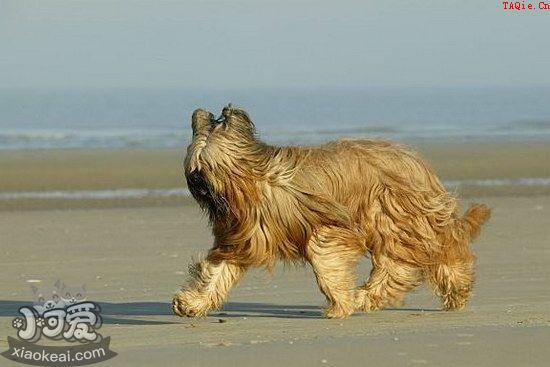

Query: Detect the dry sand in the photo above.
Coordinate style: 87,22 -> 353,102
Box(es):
0,196 -> 549,366
0,143 -> 549,366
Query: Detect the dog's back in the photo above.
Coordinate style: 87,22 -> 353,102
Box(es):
294,138 -> 490,256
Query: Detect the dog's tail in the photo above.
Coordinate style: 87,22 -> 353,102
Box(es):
460,203 -> 491,241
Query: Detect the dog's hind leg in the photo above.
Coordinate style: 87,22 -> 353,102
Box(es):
172,258 -> 244,317
426,259 -> 475,311
356,255 -> 423,312
425,204 -> 489,310
306,226 -> 366,319
425,238 -> 476,311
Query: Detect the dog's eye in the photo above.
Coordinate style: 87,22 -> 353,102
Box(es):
187,170 -> 210,197
188,170 -> 204,186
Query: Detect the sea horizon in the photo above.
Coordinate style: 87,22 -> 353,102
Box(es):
1,85 -> 550,150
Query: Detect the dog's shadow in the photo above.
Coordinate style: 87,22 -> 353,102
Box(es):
0,300 -> 323,324
218,302 -> 323,319
0,300 -> 440,324
100,301 -> 326,321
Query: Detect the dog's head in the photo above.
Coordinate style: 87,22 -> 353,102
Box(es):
184,104 -> 260,219
190,104 -> 255,145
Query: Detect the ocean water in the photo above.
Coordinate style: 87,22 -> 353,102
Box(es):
1,86 -> 550,150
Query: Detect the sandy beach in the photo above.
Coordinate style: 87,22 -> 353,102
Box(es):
1,142 -> 549,366
1,140 -> 550,210
3,0 -> 550,365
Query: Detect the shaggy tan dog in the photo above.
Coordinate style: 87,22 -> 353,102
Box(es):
172,104 -> 491,319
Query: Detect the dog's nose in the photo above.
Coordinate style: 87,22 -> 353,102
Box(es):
210,113 -> 224,124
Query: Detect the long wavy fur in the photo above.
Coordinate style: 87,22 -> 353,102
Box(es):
172,105 -> 491,318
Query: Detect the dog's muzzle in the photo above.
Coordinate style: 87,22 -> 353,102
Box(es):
187,169 -> 210,198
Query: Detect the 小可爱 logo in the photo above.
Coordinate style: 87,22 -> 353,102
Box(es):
2,280 -> 117,366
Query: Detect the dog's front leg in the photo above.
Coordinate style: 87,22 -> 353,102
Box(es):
172,257 -> 244,317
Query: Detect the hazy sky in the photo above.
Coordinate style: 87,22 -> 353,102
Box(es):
1,0 -> 549,89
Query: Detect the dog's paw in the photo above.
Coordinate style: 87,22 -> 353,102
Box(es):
442,296 -> 468,311
354,289 -> 385,312
324,301 -> 355,319
172,290 -> 212,317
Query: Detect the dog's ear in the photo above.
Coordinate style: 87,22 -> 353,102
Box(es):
221,104 -> 255,134
221,103 -> 234,119
191,108 -> 213,134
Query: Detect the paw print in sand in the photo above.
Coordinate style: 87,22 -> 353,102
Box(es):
12,317 -> 24,330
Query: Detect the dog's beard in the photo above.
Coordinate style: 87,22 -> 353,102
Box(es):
186,169 -> 228,220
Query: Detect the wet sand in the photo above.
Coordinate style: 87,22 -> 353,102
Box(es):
0,196 -> 549,366
0,140 -> 550,209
